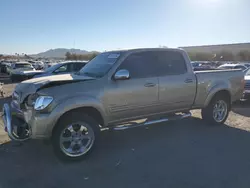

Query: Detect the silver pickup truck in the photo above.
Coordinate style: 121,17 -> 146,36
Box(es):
2,48 -> 244,161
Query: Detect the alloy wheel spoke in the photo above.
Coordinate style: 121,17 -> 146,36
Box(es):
66,142 -> 76,153
81,134 -> 91,140
60,123 -> 95,156
61,136 -> 72,142
79,145 -> 87,153
213,100 -> 227,122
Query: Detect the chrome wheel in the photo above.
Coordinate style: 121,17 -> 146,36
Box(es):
60,122 -> 95,157
213,100 -> 228,123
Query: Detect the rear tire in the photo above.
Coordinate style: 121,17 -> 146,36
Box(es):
201,95 -> 230,125
52,112 -> 100,161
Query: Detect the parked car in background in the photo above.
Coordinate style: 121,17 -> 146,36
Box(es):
0,62 -> 11,74
33,61 -> 45,70
218,64 -> 248,71
191,61 -> 201,68
242,68 -> 250,100
33,61 -> 87,78
2,48 -> 244,161
43,61 -> 50,69
28,61 -> 45,70
6,61 -> 18,74
193,66 -> 216,71
191,61 -> 215,71
9,62 -> 35,73
9,62 -> 37,82
242,63 -> 250,68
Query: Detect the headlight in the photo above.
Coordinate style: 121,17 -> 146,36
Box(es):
34,96 -> 53,110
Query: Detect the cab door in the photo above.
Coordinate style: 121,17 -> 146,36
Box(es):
104,52 -> 159,122
156,51 -> 196,112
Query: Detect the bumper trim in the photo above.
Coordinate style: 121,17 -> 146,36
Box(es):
2,103 -> 30,141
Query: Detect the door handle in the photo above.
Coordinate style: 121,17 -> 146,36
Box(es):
185,78 -> 193,83
144,83 -> 156,87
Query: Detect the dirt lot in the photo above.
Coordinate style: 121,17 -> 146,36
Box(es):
1,83 -> 250,188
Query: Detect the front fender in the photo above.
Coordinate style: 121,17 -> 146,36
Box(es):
45,95 -> 106,136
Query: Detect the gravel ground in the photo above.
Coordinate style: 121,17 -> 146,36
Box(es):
0,83 -> 250,188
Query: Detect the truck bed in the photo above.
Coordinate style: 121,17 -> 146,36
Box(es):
193,69 -> 244,108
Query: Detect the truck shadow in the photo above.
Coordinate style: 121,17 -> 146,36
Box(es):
232,100 -> 250,117
1,117 -> 250,187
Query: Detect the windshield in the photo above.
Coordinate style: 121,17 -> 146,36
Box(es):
79,52 -> 121,78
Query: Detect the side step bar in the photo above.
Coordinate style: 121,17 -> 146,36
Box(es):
113,112 -> 192,131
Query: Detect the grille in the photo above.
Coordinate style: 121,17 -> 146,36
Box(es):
245,82 -> 250,90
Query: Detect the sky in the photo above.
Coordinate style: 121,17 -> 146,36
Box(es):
0,0 -> 250,54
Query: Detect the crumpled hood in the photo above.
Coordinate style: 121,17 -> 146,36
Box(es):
15,74 -> 94,102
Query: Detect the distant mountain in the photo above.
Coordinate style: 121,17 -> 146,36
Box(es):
31,48 -> 92,58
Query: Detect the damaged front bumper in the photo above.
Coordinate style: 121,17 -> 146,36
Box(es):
2,103 -> 31,141
242,90 -> 250,100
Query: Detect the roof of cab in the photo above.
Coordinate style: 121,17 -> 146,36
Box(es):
61,60 -> 88,63
105,47 -> 185,54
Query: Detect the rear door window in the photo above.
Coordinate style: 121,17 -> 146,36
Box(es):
154,51 -> 187,76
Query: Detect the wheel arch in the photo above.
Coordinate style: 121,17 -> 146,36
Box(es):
204,89 -> 231,108
52,106 -> 105,138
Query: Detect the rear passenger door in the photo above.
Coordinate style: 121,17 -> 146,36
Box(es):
156,51 -> 196,112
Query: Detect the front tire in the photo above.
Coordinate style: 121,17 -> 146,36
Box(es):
201,95 -> 230,125
52,112 -> 100,161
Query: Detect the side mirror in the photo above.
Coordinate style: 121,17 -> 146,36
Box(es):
114,69 -> 130,80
